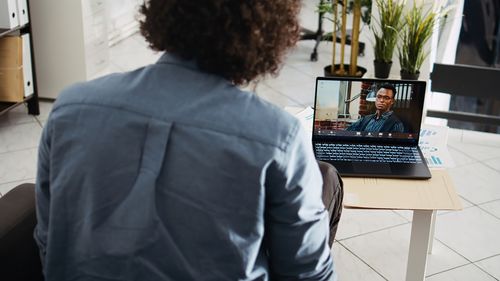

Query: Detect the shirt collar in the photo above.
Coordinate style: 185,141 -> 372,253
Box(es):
156,52 -> 235,86
375,110 -> 393,120
156,52 -> 198,70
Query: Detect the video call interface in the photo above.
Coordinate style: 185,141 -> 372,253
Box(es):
313,79 -> 424,141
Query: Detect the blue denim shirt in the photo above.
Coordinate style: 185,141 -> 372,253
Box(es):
35,53 -> 335,281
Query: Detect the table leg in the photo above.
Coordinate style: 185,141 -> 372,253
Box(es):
428,211 -> 437,254
405,210 -> 435,281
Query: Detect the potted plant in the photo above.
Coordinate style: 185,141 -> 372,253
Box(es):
371,0 -> 405,78
398,2 -> 437,80
318,0 -> 372,77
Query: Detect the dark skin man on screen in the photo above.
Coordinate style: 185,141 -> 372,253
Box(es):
346,84 -> 405,133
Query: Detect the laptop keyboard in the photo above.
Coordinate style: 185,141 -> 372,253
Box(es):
315,143 -> 423,164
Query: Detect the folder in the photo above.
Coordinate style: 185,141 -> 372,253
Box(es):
0,36 -> 21,68
21,34 -> 33,96
0,35 -> 31,102
0,0 -> 19,29
0,36 -> 23,102
16,0 -> 28,26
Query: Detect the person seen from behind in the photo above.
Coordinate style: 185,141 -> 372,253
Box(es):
34,0 -> 337,280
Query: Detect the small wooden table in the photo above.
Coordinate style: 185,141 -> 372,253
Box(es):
342,169 -> 462,281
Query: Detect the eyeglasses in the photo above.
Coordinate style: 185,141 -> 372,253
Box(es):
376,95 -> 392,101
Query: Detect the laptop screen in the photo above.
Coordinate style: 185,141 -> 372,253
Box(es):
313,77 -> 427,144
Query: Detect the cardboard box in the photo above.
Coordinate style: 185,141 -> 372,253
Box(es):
0,36 -> 22,67
0,36 -> 24,102
342,169 -> 463,210
0,67 -> 23,102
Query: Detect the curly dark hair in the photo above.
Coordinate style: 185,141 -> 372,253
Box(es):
139,0 -> 301,85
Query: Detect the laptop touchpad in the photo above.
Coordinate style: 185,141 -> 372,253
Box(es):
353,163 -> 392,174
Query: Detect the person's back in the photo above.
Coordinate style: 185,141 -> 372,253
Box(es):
34,1 -> 336,280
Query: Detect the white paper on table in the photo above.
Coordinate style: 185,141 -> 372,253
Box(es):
419,124 -> 455,168
285,106 -> 314,135
294,106 -> 314,134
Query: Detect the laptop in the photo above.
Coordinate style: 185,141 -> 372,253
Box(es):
312,77 -> 432,179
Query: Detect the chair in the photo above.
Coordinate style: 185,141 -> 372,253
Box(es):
0,183 -> 44,281
318,160 -> 344,246
299,0 -> 365,61
428,63 -> 500,128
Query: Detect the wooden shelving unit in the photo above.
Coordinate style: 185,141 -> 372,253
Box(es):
0,2 -> 39,117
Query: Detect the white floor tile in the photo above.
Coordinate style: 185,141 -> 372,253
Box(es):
435,207 -> 500,262
0,148 -> 38,184
448,142 -> 500,162
0,178 -> 35,198
336,208 -> 407,240
251,83 -> 302,108
392,210 -> 414,221
447,128 -> 464,144
263,75 -> 316,107
0,103 -> 37,127
341,224 -> 469,280
479,200 -> 500,219
0,123 -> 42,153
109,35 -> 161,71
34,101 -> 54,122
285,41 -> 334,77
484,157 -> 500,172
130,32 -> 150,47
332,243 -> 386,281
462,129 -> 500,148
448,146 -> 477,167
263,65 -> 314,93
448,162 -> 500,204
426,263 -> 496,281
299,0 -> 331,33
39,119 -> 47,128
475,255 -> 500,279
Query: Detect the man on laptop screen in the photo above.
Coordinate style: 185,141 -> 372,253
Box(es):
313,77 -> 432,179
345,84 -> 404,133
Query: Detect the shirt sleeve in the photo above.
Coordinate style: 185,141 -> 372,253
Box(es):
264,122 -> 335,280
34,118 -> 52,266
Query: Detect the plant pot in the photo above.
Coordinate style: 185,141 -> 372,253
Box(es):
400,70 -> 420,80
373,60 -> 392,79
324,65 -> 367,78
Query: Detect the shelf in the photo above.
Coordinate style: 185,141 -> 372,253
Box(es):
0,101 -> 24,116
0,18 -> 39,116
1,1 -> 40,117
0,94 -> 36,116
0,24 -> 29,38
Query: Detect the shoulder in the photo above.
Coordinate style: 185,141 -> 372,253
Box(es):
361,113 -> 375,121
388,112 -> 402,122
222,88 -> 302,151
362,113 -> 375,119
53,70 -> 141,109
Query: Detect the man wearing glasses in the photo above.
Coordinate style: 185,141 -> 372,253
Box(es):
346,84 -> 405,133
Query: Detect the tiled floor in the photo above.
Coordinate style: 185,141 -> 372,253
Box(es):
1,3 -> 500,280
